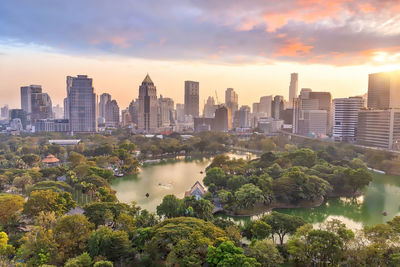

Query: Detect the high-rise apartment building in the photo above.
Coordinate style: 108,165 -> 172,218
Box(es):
52,104 -> 64,119
138,74 -> 158,132
121,108 -> 131,127
128,100 -> 138,125
158,95 -> 174,127
1,105 -> 9,119
225,88 -> 238,120
176,103 -> 185,123
333,97 -> 364,142
99,93 -> 111,120
203,96 -> 217,118
105,99 -> 120,127
259,95 -> 273,117
272,95 -> 284,119
66,75 -> 97,132
214,105 -> 231,132
368,71 -> 400,109
21,85 -> 52,122
289,73 -> 298,108
184,81 -> 199,117
357,109 -> 400,150
238,105 -> 251,128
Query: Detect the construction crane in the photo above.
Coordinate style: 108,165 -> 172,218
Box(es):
215,90 -> 220,105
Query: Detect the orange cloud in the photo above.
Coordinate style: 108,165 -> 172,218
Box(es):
358,3 -> 376,13
274,39 -> 313,57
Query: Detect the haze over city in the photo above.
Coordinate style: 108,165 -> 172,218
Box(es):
1,0 -> 400,108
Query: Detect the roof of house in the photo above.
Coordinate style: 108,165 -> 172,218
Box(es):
184,181 -> 206,197
49,139 -> 81,145
42,154 -> 60,163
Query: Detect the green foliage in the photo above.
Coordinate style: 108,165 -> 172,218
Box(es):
156,195 -> 184,219
207,241 -> 260,267
0,193 -> 24,226
263,211 -> 306,245
245,239 -> 283,267
234,184 -> 264,208
88,226 -> 131,262
251,220 -> 271,240
24,190 -> 76,217
93,261 -> 113,267
64,252 -> 92,267
204,167 -> 226,188
83,202 -> 130,227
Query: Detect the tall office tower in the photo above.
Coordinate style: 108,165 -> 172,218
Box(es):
184,81 -> 199,117
203,96 -> 217,118
214,105 -> 231,132
121,108 -> 131,127
158,95 -> 174,127
176,103 -> 185,123
357,109 -> 400,150
333,97 -> 364,142
225,88 -> 238,120
272,95 -> 284,119
128,99 -> 138,125
105,99 -> 120,127
138,74 -> 158,132
1,105 -> 9,119
9,109 -> 28,129
368,71 -> 400,109
289,73 -> 298,108
239,105 -> 251,128
297,110 -> 328,136
20,85 -> 41,114
31,92 -> 53,121
252,102 -> 260,114
309,91 -> 332,131
292,98 -> 301,134
99,93 -> 111,120
66,75 -> 97,132
63,98 -> 69,119
259,96 -> 273,117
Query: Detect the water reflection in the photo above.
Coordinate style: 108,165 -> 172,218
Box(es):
112,155 -> 400,230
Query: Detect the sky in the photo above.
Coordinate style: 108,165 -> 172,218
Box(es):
1,0 -> 400,109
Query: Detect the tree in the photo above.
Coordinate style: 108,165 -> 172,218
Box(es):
146,217 -> 226,265
68,152 -> 87,167
21,153 -> 41,167
24,190 -> 76,217
0,231 -> 14,259
244,240 -> 283,267
263,212 -> 305,245
0,193 -> 24,226
94,261 -> 113,267
156,195 -> 184,218
251,221 -> 271,240
64,252 -> 92,267
234,184 -> 264,208
346,168 -> 373,193
13,173 -> 33,193
88,226 -> 131,262
204,167 -> 226,188
207,241 -> 261,267
183,196 -> 214,221
54,215 -> 94,263
83,202 -> 130,227
288,148 -> 317,167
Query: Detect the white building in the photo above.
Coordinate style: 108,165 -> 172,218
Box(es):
333,97 -> 364,142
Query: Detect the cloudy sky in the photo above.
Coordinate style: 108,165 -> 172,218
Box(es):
1,0 -> 400,109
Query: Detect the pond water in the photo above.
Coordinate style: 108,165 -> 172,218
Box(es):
111,154 -> 400,229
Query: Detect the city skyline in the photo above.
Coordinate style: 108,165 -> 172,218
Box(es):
2,1 -> 400,108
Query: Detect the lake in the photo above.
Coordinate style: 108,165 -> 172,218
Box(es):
111,154 -> 400,229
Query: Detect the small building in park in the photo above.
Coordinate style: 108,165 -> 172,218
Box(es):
185,181 -> 206,200
42,154 -> 60,166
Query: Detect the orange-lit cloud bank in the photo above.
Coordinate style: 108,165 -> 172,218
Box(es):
0,0 -> 400,108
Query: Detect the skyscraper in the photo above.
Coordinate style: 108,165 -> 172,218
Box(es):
128,99 -> 138,125
357,109 -> 400,150
225,88 -> 238,121
214,105 -> 231,132
105,99 -> 120,127
66,75 -> 97,132
368,71 -> 400,109
259,95 -> 273,117
272,95 -> 284,119
289,73 -> 298,108
333,97 -> 364,142
184,81 -> 199,117
20,85 -> 41,114
99,93 -> 111,120
238,105 -> 251,128
1,105 -> 9,119
138,74 -> 158,132
158,95 -> 174,127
